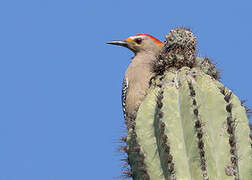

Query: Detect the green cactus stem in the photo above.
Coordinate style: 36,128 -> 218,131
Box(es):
125,67 -> 252,180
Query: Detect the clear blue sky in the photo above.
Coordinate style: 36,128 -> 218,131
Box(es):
0,0 -> 251,179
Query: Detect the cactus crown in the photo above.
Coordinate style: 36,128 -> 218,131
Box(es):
153,27 -> 219,80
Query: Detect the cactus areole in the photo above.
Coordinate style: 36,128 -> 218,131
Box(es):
120,27 -> 252,180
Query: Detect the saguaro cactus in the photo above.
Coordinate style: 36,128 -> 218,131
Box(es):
121,27 -> 252,180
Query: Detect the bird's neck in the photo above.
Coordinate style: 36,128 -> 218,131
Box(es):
131,51 -> 158,65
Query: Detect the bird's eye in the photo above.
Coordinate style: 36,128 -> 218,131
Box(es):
135,38 -> 142,44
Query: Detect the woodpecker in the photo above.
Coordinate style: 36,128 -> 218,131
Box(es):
107,34 -> 163,129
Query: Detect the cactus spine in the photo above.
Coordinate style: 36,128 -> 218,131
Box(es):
122,27 -> 252,180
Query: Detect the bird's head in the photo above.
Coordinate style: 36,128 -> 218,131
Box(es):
107,34 -> 163,54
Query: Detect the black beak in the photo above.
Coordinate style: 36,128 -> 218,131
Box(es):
106,40 -> 128,48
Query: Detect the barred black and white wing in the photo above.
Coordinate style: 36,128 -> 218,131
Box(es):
121,77 -> 128,121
